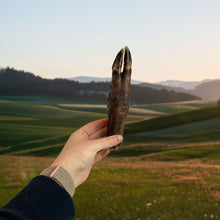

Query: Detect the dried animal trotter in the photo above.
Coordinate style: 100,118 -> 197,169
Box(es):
107,47 -> 132,148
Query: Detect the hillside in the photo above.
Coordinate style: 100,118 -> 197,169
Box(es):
69,76 -> 196,95
68,76 -> 143,85
194,80 -> 220,99
0,67 -> 200,104
0,98 -> 219,219
125,105 -> 220,134
157,79 -> 215,90
157,79 -> 220,99
139,82 -> 194,95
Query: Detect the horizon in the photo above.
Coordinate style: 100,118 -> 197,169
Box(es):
2,66 -> 220,84
1,1 -> 220,83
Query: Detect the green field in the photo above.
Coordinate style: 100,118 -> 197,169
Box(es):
0,96 -> 219,219
135,100 -> 217,114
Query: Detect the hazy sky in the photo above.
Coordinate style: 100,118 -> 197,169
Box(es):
1,0 -> 220,83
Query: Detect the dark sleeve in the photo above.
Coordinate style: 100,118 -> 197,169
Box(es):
0,175 -> 75,220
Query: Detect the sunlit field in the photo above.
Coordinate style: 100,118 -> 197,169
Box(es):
0,96 -> 219,219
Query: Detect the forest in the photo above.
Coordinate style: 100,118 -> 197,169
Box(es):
0,67 -> 200,104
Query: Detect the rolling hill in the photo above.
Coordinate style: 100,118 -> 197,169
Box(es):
125,105 -> 220,134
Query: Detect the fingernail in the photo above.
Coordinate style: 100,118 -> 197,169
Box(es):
116,135 -> 123,142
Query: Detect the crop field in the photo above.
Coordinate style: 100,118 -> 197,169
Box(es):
0,96 -> 219,219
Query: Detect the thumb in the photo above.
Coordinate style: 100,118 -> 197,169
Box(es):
91,135 -> 123,152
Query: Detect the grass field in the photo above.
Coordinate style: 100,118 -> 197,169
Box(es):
0,156 -> 219,219
125,105 -> 220,134
135,100 -> 217,114
0,96 -> 219,219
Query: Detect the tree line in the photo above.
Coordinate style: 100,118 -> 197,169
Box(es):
0,67 -> 200,104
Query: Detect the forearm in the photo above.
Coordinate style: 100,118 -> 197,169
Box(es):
0,175 -> 75,220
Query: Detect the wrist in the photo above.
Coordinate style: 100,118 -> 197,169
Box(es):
40,166 -> 75,197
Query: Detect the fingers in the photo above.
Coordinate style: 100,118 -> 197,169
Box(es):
91,135 -> 123,152
89,127 -> 107,140
80,118 -> 108,137
94,148 -> 110,163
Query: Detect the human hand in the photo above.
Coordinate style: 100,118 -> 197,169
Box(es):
51,118 -> 123,188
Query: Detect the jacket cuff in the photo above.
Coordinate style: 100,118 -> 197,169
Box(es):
40,166 -> 75,197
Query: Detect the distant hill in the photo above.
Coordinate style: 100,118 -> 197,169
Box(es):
0,67 -> 200,104
139,82 -> 194,95
157,79 -> 220,99
68,76 -> 143,85
69,76 -> 195,95
194,80 -> 220,99
158,79 -> 215,90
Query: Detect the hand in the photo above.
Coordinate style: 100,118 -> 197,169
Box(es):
51,118 -> 123,188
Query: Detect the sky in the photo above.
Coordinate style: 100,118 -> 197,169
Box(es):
1,0 -> 220,83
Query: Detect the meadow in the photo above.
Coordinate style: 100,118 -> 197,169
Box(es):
0,96 -> 219,219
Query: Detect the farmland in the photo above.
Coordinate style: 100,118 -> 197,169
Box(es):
0,96 -> 219,219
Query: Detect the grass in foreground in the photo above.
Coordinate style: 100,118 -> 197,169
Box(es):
0,97 -> 219,219
0,155 -> 219,220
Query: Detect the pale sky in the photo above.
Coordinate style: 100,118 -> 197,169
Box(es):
1,0 -> 220,83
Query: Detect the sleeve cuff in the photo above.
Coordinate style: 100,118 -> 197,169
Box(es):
40,166 -> 75,197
